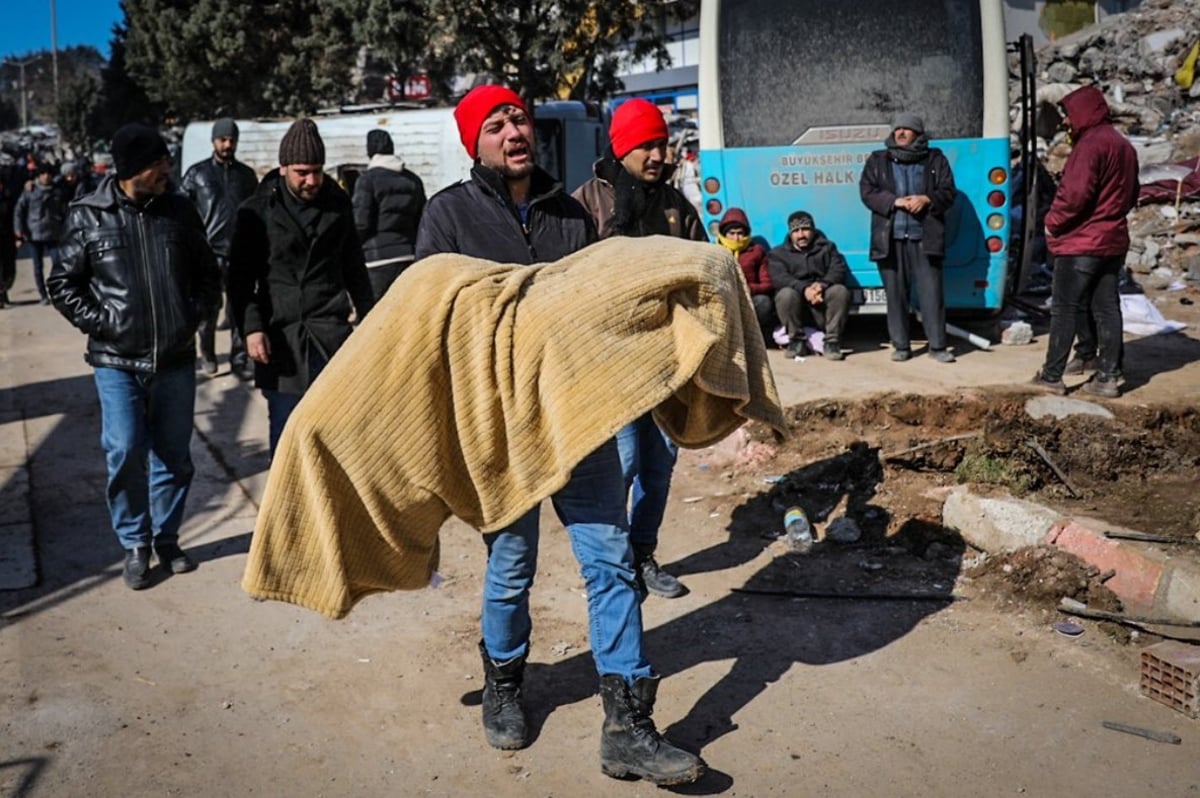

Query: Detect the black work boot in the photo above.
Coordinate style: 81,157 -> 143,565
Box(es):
634,546 -> 685,599
123,546 -> 152,590
479,640 -> 528,750
599,674 -> 705,785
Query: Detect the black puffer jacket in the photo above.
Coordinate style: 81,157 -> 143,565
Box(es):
180,155 -> 259,257
48,174 -> 221,373
415,165 -> 595,263
767,230 -> 850,294
859,147 -> 956,260
352,155 -> 426,262
228,170 -> 375,393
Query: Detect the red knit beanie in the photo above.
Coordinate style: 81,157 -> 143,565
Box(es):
609,99 -> 669,159
454,85 -> 528,159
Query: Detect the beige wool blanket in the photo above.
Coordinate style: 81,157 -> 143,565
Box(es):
242,236 -> 787,618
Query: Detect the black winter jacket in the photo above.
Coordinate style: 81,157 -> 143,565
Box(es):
48,174 -> 221,373
181,155 -> 259,257
767,230 -> 850,294
352,155 -> 426,263
415,165 -> 596,264
859,147 -> 956,261
228,170 -> 375,393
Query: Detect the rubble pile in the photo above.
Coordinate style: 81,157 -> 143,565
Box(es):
1016,0 -> 1200,288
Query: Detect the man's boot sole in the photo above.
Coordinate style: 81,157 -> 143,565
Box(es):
484,731 -> 528,750
601,759 -> 705,785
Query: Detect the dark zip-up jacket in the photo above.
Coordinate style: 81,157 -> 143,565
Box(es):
228,170 -> 375,393
767,230 -> 850,294
13,182 -> 65,243
859,146 -> 956,260
415,165 -> 596,264
352,154 -> 426,263
48,174 -> 221,373
181,155 -> 259,258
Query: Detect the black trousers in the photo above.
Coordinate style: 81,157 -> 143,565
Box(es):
877,239 -> 946,351
774,284 -> 850,344
1041,254 -> 1123,382
198,256 -> 245,366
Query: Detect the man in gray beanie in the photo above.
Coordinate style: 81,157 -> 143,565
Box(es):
182,116 -> 259,379
352,128 -> 426,299
228,118 -> 375,457
859,113 -> 958,363
47,121 -> 221,589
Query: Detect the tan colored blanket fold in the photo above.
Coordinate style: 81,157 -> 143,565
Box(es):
241,236 -> 787,618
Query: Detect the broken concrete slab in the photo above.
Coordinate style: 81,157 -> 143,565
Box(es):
943,486 -> 1062,553
1024,395 -> 1116,421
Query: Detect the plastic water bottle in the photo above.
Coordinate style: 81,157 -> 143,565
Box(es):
783,506 -> 813,554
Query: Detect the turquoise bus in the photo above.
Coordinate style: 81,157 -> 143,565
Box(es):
698,0 -> 1013,313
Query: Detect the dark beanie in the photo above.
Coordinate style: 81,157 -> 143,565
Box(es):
278,118 -> 325,166
212,117 -> 239,140
111,123 -> 170,180
367,129 -> 394,157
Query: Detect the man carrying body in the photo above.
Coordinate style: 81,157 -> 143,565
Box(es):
182,117 -> 260,379
1031,86 -> 1138,398
48,123 -> 221,589
352,128 -> 426,299
767,210 -> 851,361
573,98 -> 706,600
228,118 -> 375,457
415,85 -> 704,786
859,113 -> 958,363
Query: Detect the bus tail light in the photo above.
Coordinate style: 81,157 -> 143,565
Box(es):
988,167 -> 1007,185
986,236 -> 1004,253
987,190 -> 1005,207
706,199 -> 723,216
703,177 -> 721,194
986,214 -> 1005,231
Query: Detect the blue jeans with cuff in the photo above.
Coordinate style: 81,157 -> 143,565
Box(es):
616,413 -> 679,551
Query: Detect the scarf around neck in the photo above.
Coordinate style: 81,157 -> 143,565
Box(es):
886,133 -> 931,164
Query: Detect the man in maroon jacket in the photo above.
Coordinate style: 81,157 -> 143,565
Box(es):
1032,85 -> 1139,397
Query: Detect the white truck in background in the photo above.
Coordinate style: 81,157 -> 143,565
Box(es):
179,101 -> 606,197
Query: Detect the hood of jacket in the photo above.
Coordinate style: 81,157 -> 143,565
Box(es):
1061,85 -> 1111,137
368,153 -> 407,172
718,207 -> 751,235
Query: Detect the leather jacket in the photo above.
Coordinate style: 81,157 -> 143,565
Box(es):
48,175 -> 221,373
181,155 -> 259,257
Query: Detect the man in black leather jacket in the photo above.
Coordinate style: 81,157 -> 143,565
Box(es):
181,117 -> 259,379
48,123 -> 221,591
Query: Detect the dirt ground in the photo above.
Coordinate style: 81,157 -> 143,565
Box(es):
3,270 -> 1200,796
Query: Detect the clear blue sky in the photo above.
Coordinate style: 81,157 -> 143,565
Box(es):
1,0 -> 124,62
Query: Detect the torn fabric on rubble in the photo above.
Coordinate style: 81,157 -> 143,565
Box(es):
242,236 -> 788,619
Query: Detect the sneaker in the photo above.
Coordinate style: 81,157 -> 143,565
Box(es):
824,341 -> 845,361
635,552 -> 686,599
201,357 -> 218,376
891,348 -> 911,362
39,296 -> 51,306
1082,375 -> 1120,398
1029,370 -> 1067,396
930,348 -> 956,363
1064,356 -> 1099,375
155,543 -> 197,574
123,546 -> 152,590
785,339 -> 808,359
232,359 -> 255,381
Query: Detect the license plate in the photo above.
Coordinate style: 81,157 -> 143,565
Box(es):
856,288 -> 887,305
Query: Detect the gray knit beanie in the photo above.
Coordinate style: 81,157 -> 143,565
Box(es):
212,117 -> 239,140
278,118 -> 325,166
892,113 -> 925,134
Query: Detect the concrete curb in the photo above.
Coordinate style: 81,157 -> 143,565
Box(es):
944,485 -> 1200,621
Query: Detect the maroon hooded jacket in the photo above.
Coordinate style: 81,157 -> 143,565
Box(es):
1045,86 -> 1139,257
717,207 -> 772,295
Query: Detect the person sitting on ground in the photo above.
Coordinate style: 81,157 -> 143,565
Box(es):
767,210 -> 851,361
717,207 -> 775,346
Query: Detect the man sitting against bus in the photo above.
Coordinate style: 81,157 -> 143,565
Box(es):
859,113 -> 957,363
767,211 -> 850,361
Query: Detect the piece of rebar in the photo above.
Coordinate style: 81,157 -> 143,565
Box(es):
1025,439 -> 1081,498
1104,530 -> 1200,545
1101,720 -> 1182,745
1058,598 -> 1200,629
883,431 -> 983,462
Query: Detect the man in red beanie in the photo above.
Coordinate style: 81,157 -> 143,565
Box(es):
415,85 -> 705,787
573,97 -> 706,603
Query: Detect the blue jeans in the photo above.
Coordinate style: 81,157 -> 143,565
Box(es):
482,438 -> 651,680
616,413 -> 679,551
1041,255 -> 1123,381
263,346 -> 328,457
93,364 -> 197,550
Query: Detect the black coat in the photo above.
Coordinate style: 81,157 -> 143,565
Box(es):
352,155 -> 426,262
228,171 -> 375,393
181,155 -> 259,258
48,174 -> 221,373
767,230 -> 850,294
415,165 -> 596,264
859,147 -> 956,261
